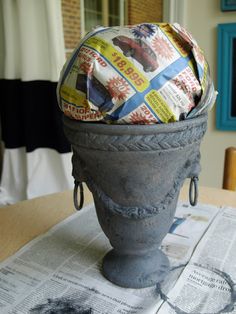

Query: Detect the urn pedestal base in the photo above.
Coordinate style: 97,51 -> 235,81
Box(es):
102,249 -> 170,288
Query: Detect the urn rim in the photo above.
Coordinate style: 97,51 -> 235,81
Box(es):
63,114 -> 208,135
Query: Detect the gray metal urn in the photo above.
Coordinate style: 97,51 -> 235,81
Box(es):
63,114 -> 208,288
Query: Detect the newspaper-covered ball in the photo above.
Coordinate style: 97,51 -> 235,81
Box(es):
57,23 -> 216,124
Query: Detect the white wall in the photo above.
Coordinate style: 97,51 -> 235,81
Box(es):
167,0 -> 236,188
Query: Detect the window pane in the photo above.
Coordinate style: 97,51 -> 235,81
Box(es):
85,0 -> 102,12
109,0 -> 120,26
83,0 -> 125,34
84,0 -> 103,32
231,38 -> 236,117
109,0 -> 120,15
109,16 -> 120,26
85,11 -> 102,32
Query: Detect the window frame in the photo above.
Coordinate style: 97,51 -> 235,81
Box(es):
217,23 -> 236,131
80,0 -> 126,37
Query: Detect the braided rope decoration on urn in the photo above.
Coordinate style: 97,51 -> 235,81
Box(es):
63,115 -> 207,152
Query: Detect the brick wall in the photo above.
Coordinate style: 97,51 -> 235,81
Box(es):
61,0 -> 81,52
61,0 -> 163,53
128,0 -> 162,25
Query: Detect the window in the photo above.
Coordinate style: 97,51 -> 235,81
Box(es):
217,23 -> 236,130
81,0 -> 127,36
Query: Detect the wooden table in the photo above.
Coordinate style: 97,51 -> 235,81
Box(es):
1,185 -> 236,263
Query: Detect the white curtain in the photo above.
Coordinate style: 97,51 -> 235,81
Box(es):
0,0 -> 73,205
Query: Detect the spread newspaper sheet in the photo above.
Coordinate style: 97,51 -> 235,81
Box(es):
158,206 -> 236,314
1,202 -> 234,314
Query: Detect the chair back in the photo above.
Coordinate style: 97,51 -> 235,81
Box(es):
223,147 -> 236,191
